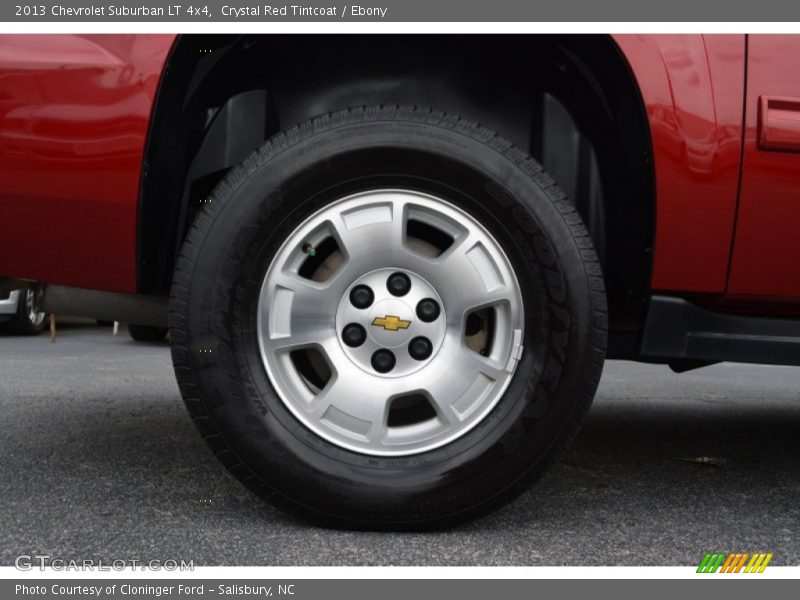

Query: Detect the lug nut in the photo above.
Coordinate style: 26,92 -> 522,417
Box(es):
386,272 -> 411,297
349,285 -> 374,309
371,349 -> 396,373
408,337 -> 433,361
342,323 -> 367,347
416,298 -> 440,322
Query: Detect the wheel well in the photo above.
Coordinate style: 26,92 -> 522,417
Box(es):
139,34 -> 654,328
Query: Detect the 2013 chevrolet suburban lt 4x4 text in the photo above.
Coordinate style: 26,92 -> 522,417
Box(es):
1,34 -> 799,527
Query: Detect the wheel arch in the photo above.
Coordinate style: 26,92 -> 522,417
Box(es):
138,34 -> 655,335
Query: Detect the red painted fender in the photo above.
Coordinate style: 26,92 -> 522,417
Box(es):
0,34 -> 176,293
613,34 -> 745,295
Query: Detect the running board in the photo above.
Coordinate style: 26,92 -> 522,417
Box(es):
640,295 -> 800,367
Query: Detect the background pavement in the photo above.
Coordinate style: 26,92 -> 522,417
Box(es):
1,321 -> 798,566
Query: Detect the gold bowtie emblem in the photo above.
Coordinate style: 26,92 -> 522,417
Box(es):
371,315 -> 411,332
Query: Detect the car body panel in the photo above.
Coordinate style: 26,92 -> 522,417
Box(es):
727,34 -> 800,301
613,34 -> 746,296
0,289 -> 20,315
0,34 -> 175,293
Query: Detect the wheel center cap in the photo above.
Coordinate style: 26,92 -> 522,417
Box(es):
368,299 -> 414,347
335,267 -> 447,377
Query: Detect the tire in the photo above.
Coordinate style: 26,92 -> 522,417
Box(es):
3,289 -> 47,335
170,106 -> 607,528
128,324 -> 168,342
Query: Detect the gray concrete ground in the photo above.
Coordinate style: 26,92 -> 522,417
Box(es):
1,321 -> 798,565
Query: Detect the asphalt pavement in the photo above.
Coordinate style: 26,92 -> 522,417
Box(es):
1,321 -> 799,566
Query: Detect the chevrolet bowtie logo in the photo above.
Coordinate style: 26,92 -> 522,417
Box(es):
371,315 -> 411,332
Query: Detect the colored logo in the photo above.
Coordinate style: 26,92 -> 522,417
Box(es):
697,552 -> 773,573
371,315 -> 411,332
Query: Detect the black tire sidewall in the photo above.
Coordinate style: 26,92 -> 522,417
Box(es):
179,114 -> 603,524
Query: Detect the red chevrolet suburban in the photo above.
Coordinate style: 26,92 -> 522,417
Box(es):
1,34 -> 798,527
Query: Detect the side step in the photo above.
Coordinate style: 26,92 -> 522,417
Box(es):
640,295 -> 800,367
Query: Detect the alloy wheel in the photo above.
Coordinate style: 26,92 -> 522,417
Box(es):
257,190 -> 525,456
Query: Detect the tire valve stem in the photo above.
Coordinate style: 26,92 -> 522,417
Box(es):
302,242 -> 317,257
